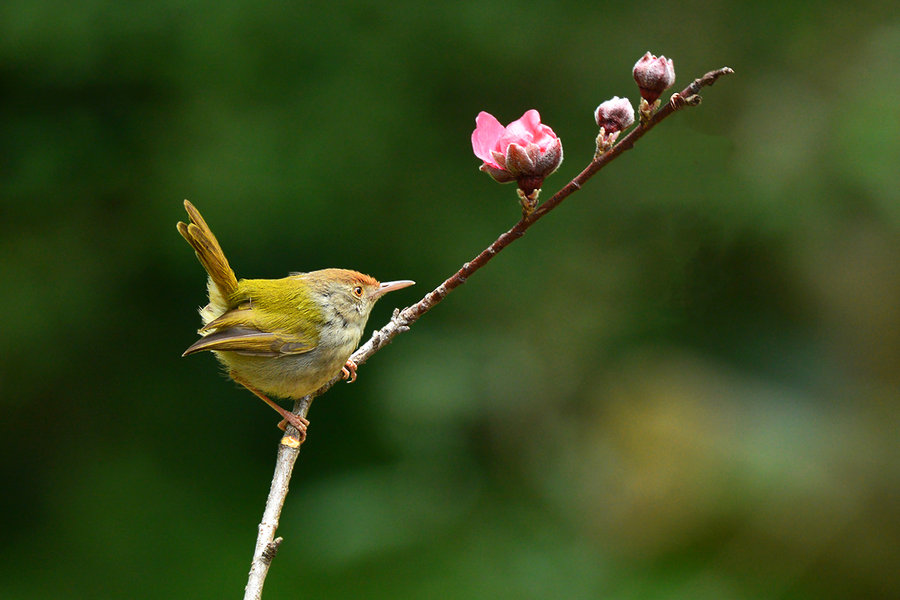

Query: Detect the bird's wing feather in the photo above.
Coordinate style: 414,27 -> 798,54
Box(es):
183,305 -> 317,357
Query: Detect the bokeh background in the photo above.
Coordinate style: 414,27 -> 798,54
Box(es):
2,1 -> 898,598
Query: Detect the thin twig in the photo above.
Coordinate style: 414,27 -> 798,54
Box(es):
242,66 -> 734,599
242,401 -> 308,600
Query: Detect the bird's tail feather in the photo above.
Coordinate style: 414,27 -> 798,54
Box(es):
177,200 -> 238,303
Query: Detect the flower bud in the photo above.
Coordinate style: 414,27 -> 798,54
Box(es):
594,96 -> 634,134
593,96 -> 635,154
632,51 -> 676,103
471,110 -> 563,195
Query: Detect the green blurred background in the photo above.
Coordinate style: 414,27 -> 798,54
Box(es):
2,1 -> 898,598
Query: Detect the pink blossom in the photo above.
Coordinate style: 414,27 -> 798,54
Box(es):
471,110 -> 563,192
633,52 -> 676,103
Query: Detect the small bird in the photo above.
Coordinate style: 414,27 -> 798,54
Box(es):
177,200 -> 414,437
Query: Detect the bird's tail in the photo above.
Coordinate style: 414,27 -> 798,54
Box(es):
177,200 -> 238,310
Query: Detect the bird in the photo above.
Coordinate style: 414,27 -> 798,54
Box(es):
177,200 -> 414,438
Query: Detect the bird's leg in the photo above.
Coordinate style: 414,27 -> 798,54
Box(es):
341,359 -> 358,383
230,371 -> 309,440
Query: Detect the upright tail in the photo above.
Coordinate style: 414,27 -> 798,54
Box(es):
177,200 -> 239,306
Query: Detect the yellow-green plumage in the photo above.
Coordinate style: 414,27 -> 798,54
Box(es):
177,200 -> 414,418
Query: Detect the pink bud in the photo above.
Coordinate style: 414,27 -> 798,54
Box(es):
632,51 -> 676,103
594,96 -> 635,133
472,110 -> 563,193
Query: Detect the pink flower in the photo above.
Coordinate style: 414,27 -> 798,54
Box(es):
633,52 -> 676,103
471,110 -> 563,193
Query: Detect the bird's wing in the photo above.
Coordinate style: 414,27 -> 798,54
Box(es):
182,305 -> 317,358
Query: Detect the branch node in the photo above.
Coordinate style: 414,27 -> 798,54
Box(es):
390,310 -> 410,331
262,538 -> 283,564
279,434 -> 302,449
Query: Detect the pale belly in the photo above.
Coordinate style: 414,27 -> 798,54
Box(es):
214,343 -> 354,399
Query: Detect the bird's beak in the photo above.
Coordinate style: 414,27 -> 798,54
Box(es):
373,279 -> 415,300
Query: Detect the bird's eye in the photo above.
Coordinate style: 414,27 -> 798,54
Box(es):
352,286 -> 364,297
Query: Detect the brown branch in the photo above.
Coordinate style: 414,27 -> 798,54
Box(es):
242,65 -> 734,599
346,66 -> 734,369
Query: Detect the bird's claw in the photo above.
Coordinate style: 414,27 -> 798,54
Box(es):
341,359 -> 358,383
277,413 -> 310,443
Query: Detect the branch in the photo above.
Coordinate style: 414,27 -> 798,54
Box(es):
242,65 -> 734,599
243,399 -> 308,600
346,67 -> 734,369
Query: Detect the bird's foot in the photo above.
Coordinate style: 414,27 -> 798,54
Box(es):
230,370 -> 310,442
341,359 -> 358,383
277,413 -> 310,441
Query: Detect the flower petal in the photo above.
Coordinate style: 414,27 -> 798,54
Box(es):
471,111 -> 507,165
533,123 -> 559,150
504,109 -> 542,144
